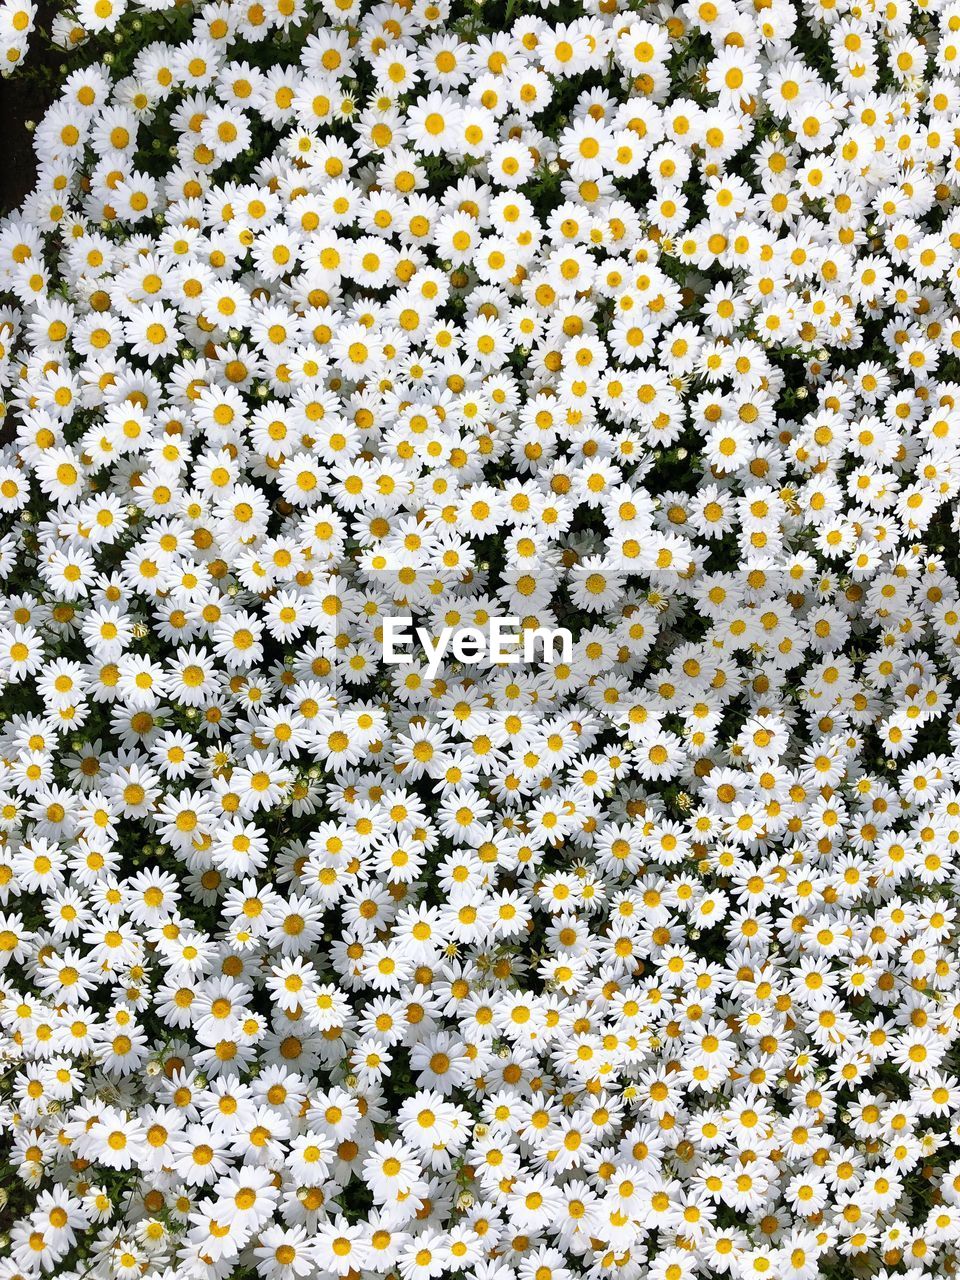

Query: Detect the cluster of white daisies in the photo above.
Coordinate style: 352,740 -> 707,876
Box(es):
2,0 -> 960,1279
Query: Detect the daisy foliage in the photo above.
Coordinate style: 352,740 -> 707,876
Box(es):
2,1 -> 960,1279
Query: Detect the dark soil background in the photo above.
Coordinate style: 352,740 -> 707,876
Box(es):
0,2 -> 60,214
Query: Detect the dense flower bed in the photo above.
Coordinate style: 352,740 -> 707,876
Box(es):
2,1 -> 960,1279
